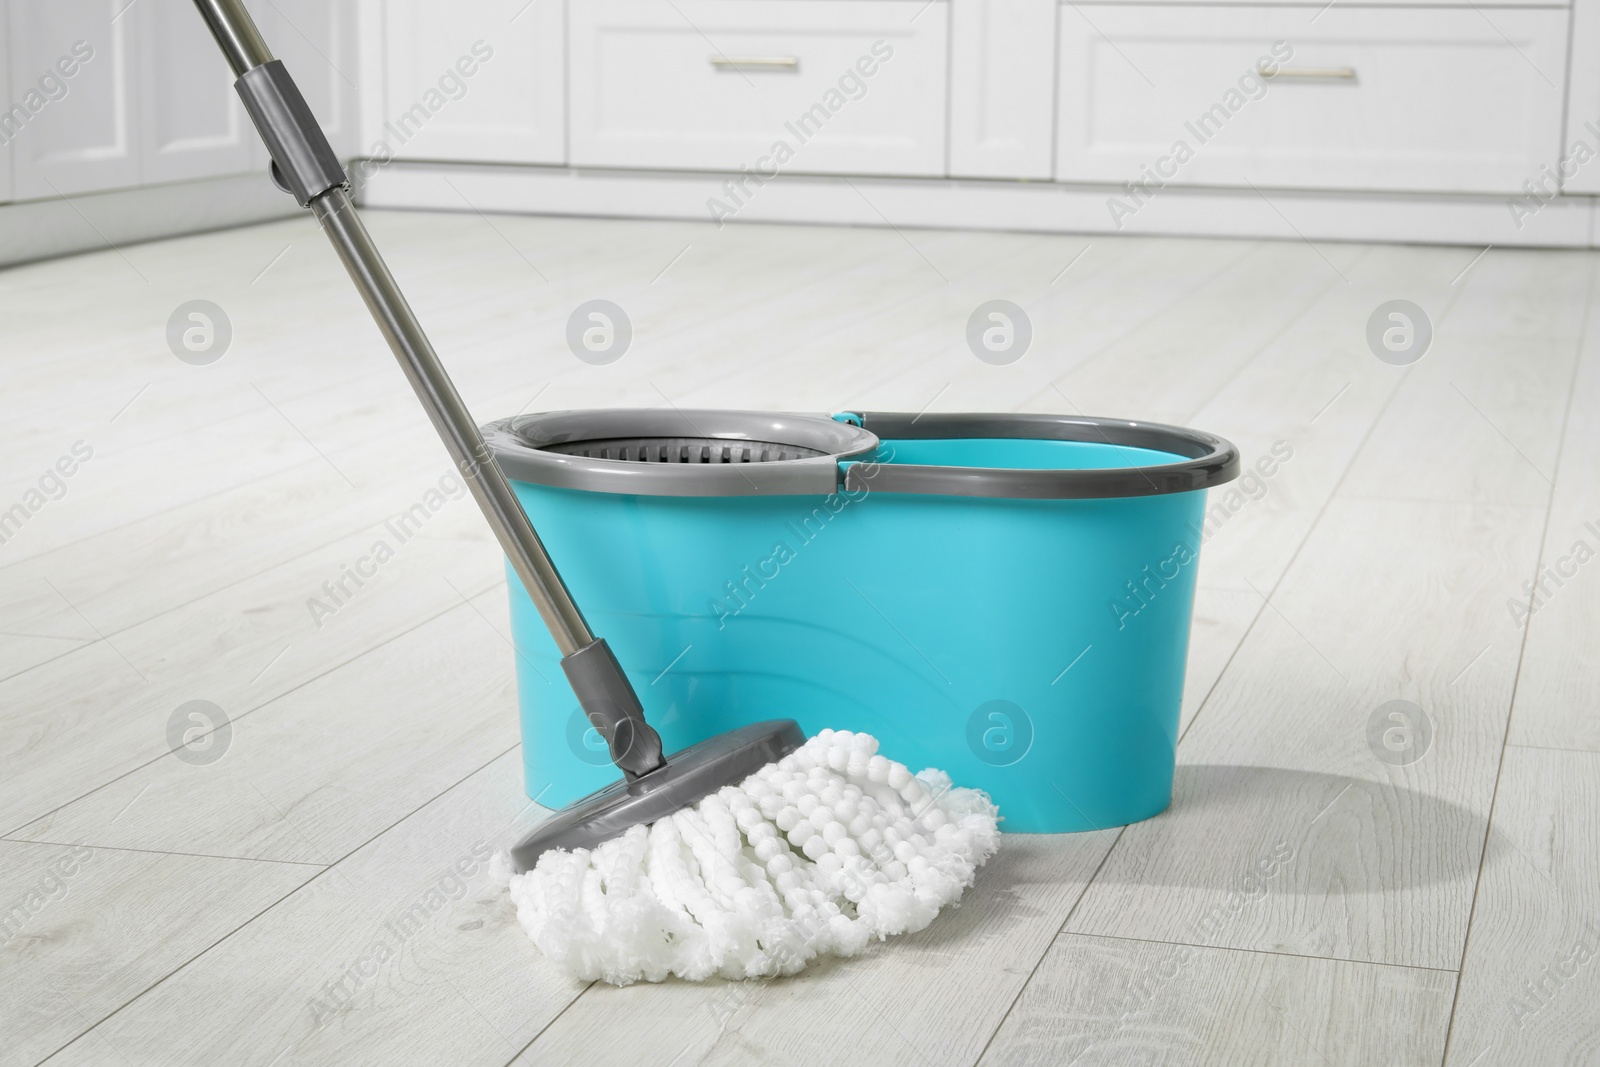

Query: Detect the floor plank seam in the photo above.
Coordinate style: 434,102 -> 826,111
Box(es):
1022,244 -> 1267,413
1503,741 -> 1600,757
29,864 -> 321,1067
1171,259 -> 1480,753
1178,248 -> 1376,425
0,575 -> 504,840
0,335 -> 543,595
1062,929 -> 1464,975
635,224 -> 1048,413
968,826 -> 1128,1067
1172,381 -> 1402,754
1437,256 -> 1598,1067
1325,494 -> 1555,509
5,364 -> 371,497
0,456 -> 323,581
0,836 -> 331,868
498,980 -> 601,1067
29,740 -> 524,1067
0,508 -> 477,690
316,741 -> 524,873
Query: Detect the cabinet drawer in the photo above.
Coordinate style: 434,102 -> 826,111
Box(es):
1057,6 -> 1568,195
570,0 -> 947,176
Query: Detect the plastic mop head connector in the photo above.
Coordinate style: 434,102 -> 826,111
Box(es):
503,729 -> 1001,985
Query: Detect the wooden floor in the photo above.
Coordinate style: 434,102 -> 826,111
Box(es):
2,209 -> 1597,1067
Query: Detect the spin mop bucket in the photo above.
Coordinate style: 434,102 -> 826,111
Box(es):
485,410 -> 1239,832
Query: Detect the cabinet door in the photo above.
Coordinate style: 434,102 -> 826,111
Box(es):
570,0 -> 947,176
948,0 -> 1056,180
1056,6 -> 1568,196
8,0 -> 140,200
138,2 -> 255,185
379,0 -> 565,164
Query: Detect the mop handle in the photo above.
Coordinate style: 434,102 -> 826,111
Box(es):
191,0 -> 666,778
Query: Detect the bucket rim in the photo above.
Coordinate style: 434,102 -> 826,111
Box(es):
848,411 -> 1240,500
481,409 -> 1239,500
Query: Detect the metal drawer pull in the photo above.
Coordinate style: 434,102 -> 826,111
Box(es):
1260,65 -> 1357,81
710,56 -> 800,72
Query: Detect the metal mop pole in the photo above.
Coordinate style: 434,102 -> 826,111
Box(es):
190,0 -> 665,778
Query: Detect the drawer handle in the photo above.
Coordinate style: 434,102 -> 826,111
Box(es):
710,56 -> 800,72
1260,65 -> 1357,81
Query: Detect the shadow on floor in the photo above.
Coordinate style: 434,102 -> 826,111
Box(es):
1080,762 -> 1488,894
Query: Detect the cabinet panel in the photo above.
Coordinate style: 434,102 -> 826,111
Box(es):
138,3 -> 255,185
8,0 -> 139,200
0,0 -> 12,202
570,0 -> 947,177
379,0 -> 565,165
948,0 -> 1056,180
1565,0 -> 1600,194
1056,6 -> 1568,196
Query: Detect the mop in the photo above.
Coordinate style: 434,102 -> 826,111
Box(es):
193,0 -> 1000,987
504,730 -> 999,984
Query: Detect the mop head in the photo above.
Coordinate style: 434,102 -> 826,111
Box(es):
502,729 -> 1000,985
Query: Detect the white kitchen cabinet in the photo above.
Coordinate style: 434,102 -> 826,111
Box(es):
8,0 -> 141,200
1566,0 -> 1600,194
569,0 -> 947,177
948,0 -> 1056,180
1056,6 -> 1569,196
4,1 -> 353,203
137,3 -> 256,186
377,0 -> 565,164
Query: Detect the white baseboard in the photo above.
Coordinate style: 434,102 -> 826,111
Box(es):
358,161 -> 1597,248
0,172 -> 298,270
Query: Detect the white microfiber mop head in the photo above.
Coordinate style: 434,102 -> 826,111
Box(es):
503,729 -> 1000,985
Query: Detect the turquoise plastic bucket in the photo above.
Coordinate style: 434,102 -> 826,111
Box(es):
485,410 -> 1238,832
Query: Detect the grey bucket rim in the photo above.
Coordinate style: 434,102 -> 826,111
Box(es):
482,408 -> 1239,500
847,411 -> 1240,500
481,409 -> 880,498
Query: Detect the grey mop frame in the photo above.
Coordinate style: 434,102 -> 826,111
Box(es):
189,0 -> 803,870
